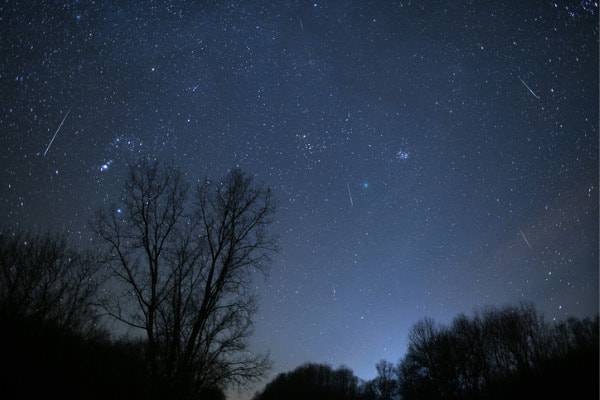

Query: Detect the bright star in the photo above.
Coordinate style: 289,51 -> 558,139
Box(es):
100,159 -> 113,172
396,150 -> 410,160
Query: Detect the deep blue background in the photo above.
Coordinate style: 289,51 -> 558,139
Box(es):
1,1 -> 597,396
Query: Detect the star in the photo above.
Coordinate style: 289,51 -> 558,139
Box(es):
396,150 -> 410,160
99,160 -> 113,172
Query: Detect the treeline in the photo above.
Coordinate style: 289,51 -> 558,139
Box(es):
1,232 -> 598,400
0,160 -> 597,399
253,305 -> 598,400
0,231 -> 226,400
1,160 -> 275,399
0,231 -> 150,399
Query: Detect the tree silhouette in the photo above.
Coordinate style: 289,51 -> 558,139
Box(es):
0,231 -> 141,400
255,305 -> 598,400
1,182 -> 597,400
0,231 -> 100,332
252,363 -> 362,400
373,360 -> 398,400
94,159 -> 275,397
398,304 -> 599,400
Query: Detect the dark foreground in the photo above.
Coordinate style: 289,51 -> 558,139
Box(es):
1,304 -> 597,400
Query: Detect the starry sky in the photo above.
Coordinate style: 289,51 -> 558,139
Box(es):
1,0 -> 598,395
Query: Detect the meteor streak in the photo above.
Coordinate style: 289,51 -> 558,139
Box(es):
347,183 -> 354,207
518,77 -> 540,99
43,109 -> 71,157
519,229 -> 533,249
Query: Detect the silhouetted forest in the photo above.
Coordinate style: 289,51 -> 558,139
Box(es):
0,161 -> 597,399
1,161 -> 271,400
1,229 -> 598,399
253,304 -> 598,400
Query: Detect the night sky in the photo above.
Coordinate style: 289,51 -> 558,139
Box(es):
1,0 -> 598,395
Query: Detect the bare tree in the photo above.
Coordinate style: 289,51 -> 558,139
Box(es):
0,231 -> 100,333
373,360 -> 398,400
94,159 -> 275,396
397,304 -> 600,400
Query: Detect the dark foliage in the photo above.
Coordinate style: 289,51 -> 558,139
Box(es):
0,306 -> 228,400
1,308 -> 147,399
398,304 -> 598,400
0,231 -> 151,399
0,227 -> 596,400
0,231 -> 100,332
255,305 -> 598,400
252,363 -> 362,400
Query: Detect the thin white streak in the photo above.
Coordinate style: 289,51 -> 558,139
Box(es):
346,183 -> 354,207
518,77 -> 540,100
43,109 -> 71,157
519,229 -> 533,249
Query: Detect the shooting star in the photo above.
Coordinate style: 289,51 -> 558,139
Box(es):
346,183 -> 354,207
43,109 -> 71,157
519,229 -> 533,249
298,17 -> 304,32
518,77 -> 540,100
